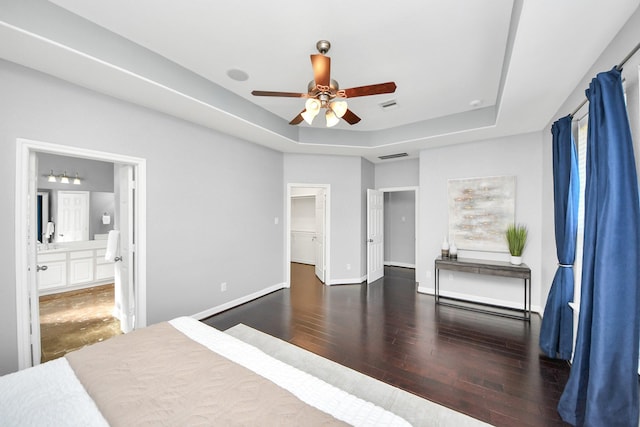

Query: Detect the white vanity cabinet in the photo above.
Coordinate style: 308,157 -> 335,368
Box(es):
37,252 -> 67,291
37,241 -> 115,295
69,250 -> 95,285
95,249 -> 115,280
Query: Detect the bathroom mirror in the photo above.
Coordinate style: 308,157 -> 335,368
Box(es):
36,190 -> 50,243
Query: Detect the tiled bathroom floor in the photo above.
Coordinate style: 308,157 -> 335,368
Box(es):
39,284 -> 123,362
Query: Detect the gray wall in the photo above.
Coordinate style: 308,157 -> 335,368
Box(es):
37,153 -> 114,192
0,60 -> 284,374
374,158 -> 419,188
419,132 -> 544,311
284,154 -> 365,283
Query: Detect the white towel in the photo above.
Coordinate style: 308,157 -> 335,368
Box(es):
105,230 -> 120,262
44,222 -> 54,238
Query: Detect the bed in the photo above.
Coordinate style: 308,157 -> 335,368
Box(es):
0,317 -> 414,426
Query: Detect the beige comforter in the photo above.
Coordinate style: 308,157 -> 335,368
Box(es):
66,322 -> 346,426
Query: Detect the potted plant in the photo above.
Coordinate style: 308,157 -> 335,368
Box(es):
506,223 -> 527,265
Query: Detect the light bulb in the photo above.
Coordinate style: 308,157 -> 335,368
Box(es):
305,98 -> 321,113
326,109 -> 339,127
330,101 -> 348,118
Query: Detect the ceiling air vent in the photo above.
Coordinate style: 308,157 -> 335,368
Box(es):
379,99 -> 398,110
378,153 -> 408,160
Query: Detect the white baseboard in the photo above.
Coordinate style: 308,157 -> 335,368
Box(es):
417,286 -> 540,314
328,275 -> 366,285
192,282 -> 287,320
384,262 -> 416,269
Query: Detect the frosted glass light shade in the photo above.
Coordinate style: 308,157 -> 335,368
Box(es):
301,108 -> 319,125
325,110 -> 339,127
330,101 -> 348,118
47,170 -> 56,183
60,172 -> 69,184
73,173 -> 81,185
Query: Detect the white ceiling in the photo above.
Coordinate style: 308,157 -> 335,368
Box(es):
1,0 -> 639,162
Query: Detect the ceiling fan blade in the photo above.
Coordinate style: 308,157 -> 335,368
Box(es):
289,110 -> 305,125
341,109 -> 361,125
251,90 -> 307,98
342,82 -> 397,98
310,54 -> 331,87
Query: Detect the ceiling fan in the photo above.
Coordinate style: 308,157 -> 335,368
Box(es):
251,40 -> 397,127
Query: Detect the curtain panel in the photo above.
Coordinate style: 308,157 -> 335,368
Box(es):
540,115 -> 579,361
558,67 -> 640,427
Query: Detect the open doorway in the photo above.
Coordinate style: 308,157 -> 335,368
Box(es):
366,186 -> 418,284
286,184 -> 330,287
15,138 -> 147,369
36,152 -> 120,362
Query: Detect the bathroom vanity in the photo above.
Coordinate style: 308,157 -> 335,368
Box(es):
37,239 -> 115,295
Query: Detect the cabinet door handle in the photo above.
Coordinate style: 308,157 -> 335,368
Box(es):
37,265 -> 48,272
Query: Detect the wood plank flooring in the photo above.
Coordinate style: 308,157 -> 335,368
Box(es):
202,263 -> 570,426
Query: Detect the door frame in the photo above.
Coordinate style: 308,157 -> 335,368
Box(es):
15,138 -> 147,370
286,183 -> 331,287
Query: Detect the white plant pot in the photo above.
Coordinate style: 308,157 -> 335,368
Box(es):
510,255 -> 522,265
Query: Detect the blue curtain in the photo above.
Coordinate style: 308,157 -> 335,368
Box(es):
558,67 -> 640,426
540,115 -> 579,360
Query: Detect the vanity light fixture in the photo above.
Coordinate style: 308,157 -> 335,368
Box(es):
44,170 -> 82,184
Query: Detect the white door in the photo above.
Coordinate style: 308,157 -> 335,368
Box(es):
56,191 -> 89,242
314,189 -> 326,283
114,165 -> 136,333
28,152 -> 42,365
367,189 -> 384,284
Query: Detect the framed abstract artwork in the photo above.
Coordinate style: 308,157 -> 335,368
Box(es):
447,175 -> 516,252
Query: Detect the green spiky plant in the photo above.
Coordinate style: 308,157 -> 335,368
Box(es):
505,223 -> 528,257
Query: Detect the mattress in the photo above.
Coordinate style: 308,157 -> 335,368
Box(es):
0,317 -> 411,426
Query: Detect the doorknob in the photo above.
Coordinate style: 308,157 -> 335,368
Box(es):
368,239 -> 374,243
37,265 -> 48,272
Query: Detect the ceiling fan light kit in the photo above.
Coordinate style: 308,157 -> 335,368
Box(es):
252,40 -> 396,128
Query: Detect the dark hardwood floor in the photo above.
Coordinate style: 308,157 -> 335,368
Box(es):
203,263 -> 570,426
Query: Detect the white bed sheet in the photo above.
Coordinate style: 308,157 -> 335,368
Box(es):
0,357 -> 108,427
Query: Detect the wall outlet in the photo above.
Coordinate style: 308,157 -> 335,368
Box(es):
221,282 -> 227,292
346,263 -> 351,271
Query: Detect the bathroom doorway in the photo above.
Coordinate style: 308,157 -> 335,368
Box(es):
15,138 -> 147,369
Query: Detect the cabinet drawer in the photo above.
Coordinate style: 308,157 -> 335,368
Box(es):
37,252 -> 66,263
70,250 -> 94,259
